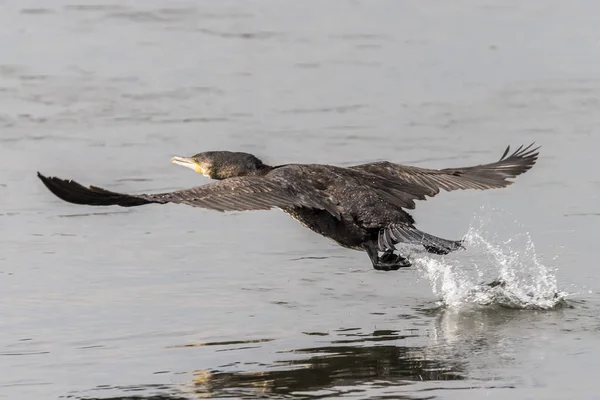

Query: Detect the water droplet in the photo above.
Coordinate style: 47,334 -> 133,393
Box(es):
414,211 -> 565,310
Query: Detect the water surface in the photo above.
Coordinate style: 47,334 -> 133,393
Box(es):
2,1 -> 600,399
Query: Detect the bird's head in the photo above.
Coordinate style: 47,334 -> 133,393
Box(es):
170,151 -> 268,180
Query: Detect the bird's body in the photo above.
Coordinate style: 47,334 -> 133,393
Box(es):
275,164 -> 421,252
38,144 -> 540,270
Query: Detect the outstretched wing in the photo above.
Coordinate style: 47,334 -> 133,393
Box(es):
37,172 -> 340,217
350,143 -> 539,197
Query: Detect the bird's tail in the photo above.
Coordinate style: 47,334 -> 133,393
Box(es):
378,224 -> 464,255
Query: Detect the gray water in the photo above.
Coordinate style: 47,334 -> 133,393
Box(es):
2,1 -> 600,399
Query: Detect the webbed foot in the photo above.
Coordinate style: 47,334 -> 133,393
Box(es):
364,243 -> 412,271
373,252 -> 411,271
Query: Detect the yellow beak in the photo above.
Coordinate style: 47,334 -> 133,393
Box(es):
170,156 -> 204,174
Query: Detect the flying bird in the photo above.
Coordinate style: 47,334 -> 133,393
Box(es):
37,143 -> 539,271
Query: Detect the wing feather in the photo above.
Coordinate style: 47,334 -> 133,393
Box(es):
350,143 -> 539,197
37,172 -> 340,218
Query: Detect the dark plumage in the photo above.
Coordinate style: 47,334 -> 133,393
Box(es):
38,144 -> 540,270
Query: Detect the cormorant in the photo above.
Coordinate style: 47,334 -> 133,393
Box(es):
37,143 -> 539,271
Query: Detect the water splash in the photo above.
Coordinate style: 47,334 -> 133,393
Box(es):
414,210 -> 567,310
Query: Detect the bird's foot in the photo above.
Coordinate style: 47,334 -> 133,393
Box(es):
373,253 -> 411,271
379,251 -> 397,263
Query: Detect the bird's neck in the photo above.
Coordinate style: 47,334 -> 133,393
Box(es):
251,164 -> 274,176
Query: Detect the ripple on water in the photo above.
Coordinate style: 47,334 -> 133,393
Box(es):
68,329 -> 465,399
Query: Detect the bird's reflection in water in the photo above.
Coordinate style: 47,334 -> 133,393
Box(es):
181,329 -> 464,399
73,329 -> 464,400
